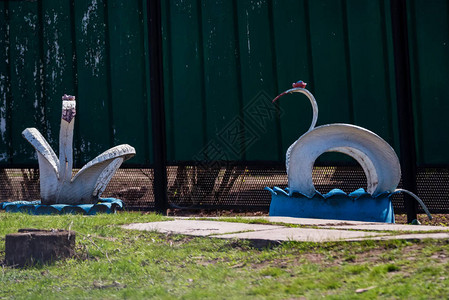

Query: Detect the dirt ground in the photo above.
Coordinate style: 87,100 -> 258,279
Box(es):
394,214 -> 449,226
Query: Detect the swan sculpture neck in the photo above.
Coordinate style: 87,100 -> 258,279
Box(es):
272,81 -> 319,173
59,96 -> 76,183
272,81 -> 318,133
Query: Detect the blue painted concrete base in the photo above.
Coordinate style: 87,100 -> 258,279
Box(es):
0,198 -> 123,215
266,187 -> 395,223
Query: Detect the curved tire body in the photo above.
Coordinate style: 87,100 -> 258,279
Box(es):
288,124 -> 401,197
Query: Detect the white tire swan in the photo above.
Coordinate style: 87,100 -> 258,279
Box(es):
22,95 -> 135,205
273,81 -> 431,220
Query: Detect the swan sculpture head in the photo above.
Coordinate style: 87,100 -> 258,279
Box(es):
22,95 -> 136,205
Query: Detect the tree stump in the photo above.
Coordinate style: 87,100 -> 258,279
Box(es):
5,229 -> 75,267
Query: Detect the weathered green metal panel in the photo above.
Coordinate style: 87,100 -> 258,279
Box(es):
345,0 -> 398,148
0,0 -> 152,166
0,2 -> 11,162
41,0 -> 76,152
235,0 -> 281,161
160,0 -> 173,161
162,0 -> 206,161
142,0 -> 154,165
160,0 -> 171,161
72,0 -> 111,164
307,0 -> 352,126
408,0 -> 449,165
107,0 -> 150,164
272,0 -> 315,154
200,0 -> 243,161
8,1 -> 44,164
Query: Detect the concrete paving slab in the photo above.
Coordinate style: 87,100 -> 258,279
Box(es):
123,220 -> 284,236
234,216 -> 374,226
122,218 -> 449,246
324,224 -> 449,232
217,227 -> 387,243
184,216 -> 372,226
213,217 -> 449,232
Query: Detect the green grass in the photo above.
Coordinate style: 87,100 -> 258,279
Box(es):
1,212 -> 449,299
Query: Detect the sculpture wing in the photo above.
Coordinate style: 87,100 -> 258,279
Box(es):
92,157 -> 124,197
71,144 -> 135,199
22,128 -> 59,178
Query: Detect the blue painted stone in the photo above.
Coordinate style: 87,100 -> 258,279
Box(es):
266,187 -> 395,223
0,198 -> 123,215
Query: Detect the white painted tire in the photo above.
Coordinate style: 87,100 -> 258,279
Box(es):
288,124 -> 401,197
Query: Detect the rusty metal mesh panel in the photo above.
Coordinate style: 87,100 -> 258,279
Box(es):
166,165 -> 286,209
1,166 -> 448,213
416,167 -> 449,213
0,169 -> 40,201
102,168 -> 155,209
313,166 -> 406,213
165,164 -> 407,211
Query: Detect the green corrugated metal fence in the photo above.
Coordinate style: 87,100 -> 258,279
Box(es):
0,0 -> 448,167
407,0 -> 449,165
162,0 -> 403,163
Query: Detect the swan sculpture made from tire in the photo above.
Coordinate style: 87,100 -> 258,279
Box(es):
266,81 -> 431,223
22,95 -> 135,205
